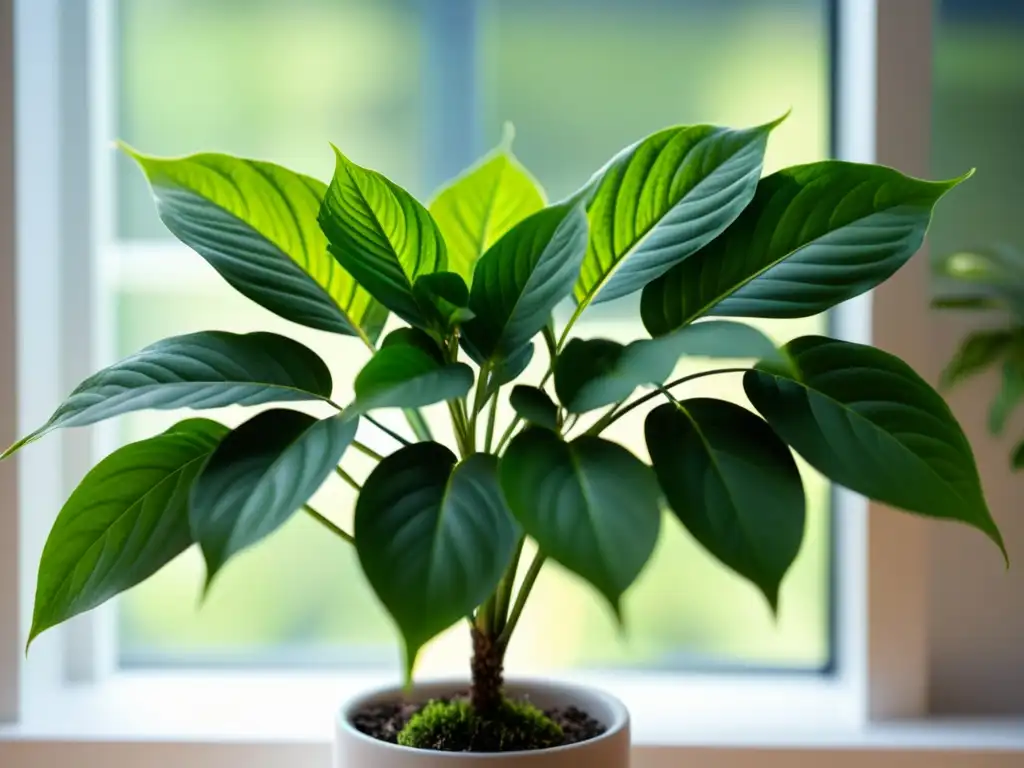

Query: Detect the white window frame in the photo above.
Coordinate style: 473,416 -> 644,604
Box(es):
1,0 -> 1022,765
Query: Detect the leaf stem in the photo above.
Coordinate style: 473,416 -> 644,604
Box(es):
334,465 -> 362,492
587,367 -> 749,435
303,504 -> 354,545
484,394 -> 499,453
498,551 -> 546,646
352,441 -> 384,462
467,363 -> 492,453
366,415 -> 413,447
493,537 -> 525,635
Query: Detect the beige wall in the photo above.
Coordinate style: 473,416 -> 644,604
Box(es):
929,311 -> 1024,715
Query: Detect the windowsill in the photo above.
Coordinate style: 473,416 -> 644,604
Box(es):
1,671 -> 1022,752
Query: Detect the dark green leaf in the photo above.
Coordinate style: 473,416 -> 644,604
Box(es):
642,162 -> 971,335
989,356 -> 1024,435
499,428 -> 661,615
573,118 -> 782,308
190,409 -> 358,587
941,329 -> 1015,390
429,133 -> 546,283
3,331 -> 332,457
744,336 -> 1006,561
462,203 -> 588,364
645,399 -> 804,611
29,419 -> 228,646
319,146 -> 447,328
555,320 -> 778,414
120,147 -> 387,342
1012,440 -> 1024,471
354,328 -> 474,412
355,444 -> 519,678
489,343 -> 535,392
413,272 -> 475,331
509,386 -> 558,430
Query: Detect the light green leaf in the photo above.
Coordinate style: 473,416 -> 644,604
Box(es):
462,203 -> 588,364
642,162 -> 972,335
355,444 -> 519,679
744,336 -> 1006,561
429,135 -> 546,284
509,385 -> 558,430
413,272 -> 475,332
555,320 -> 778,414
645,399 -> 804,612
941,329 -> 1016,390
353,328 -> 474,412
28,419 -> 228,646
319,146 -> 447,328
3,331 -> 332,458
499,428 -> 661,616
120,146 -> 387,342
190,409 -> 358,588
573,118 -> 781,309
989,355 -> 1024,435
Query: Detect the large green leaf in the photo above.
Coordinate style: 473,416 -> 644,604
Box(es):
744,336 -> 1006,560
499,428 -> 661,615
428,137 -> 546,284
462,203 -> 588,364
572,119 -> 781,309
3,331 -> 332,457
509,385 -> 559,430
28,418 -> 228,646
941,329 -> 1016,390
554,320 -> 778,414
989,355 -> 1024,435
319,146 -> 447,328
642,162 -> 971,335
355,444 -> 519,678
645,399 -> 804,611
933,247 -> 1024,321
489,343 -> 535,393
353,328 -> 474,412
412,272 -> 475,332
121,147 -> 387,342
190,409 -> 358,587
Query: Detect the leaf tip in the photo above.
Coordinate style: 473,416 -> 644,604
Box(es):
765,108 -> 792,131
115,139 -> 141,160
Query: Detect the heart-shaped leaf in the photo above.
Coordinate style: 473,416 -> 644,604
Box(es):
190,409 -> 358,588
28,418 -> 228,646
3,331 -> 333,457
121,147 -> 387,342
355,443 -> 519,678
941,330 -> 1016,390
429,134 -> 546,284
642,162 -> 971,335
509,385 -> 558,430
462,202 -> 588,364
555,320 -> 778,413
413,272 -> 475,332
499,428 -> 661,616
572,118 -> 781,309
319,146 -> 447,328
744,336 -> 1006,560
353,328 -> 474,412
645,399 -> 804,611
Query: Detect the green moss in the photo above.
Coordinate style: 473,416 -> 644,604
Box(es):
397,697 -> 564,753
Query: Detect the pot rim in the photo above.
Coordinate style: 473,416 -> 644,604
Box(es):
337,677 -> 629,759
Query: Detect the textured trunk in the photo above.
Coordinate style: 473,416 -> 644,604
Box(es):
469,627 -> 505,715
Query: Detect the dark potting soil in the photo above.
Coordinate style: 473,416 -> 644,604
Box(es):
351,694 -> 607,753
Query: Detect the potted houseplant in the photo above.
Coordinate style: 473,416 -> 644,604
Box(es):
5,114 -> 1007,767
934,244 -> 1024,470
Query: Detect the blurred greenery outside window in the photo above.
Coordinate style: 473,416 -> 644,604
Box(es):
114,0 -> 834,674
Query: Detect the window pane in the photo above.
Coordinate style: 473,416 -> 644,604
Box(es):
115,0 -> 832,673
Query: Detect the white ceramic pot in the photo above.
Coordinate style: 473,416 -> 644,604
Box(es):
335,679 -> 630,768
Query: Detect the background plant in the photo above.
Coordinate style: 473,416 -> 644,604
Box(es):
934,244 -> 1024,471
4,114 -> 1004,720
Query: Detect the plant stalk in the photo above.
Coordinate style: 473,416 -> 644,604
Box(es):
484,394 -> 499,453
334,465 -> 362,492
492,537 -> 525,635
302,504 -> 354,545
498,551 -> 546,646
